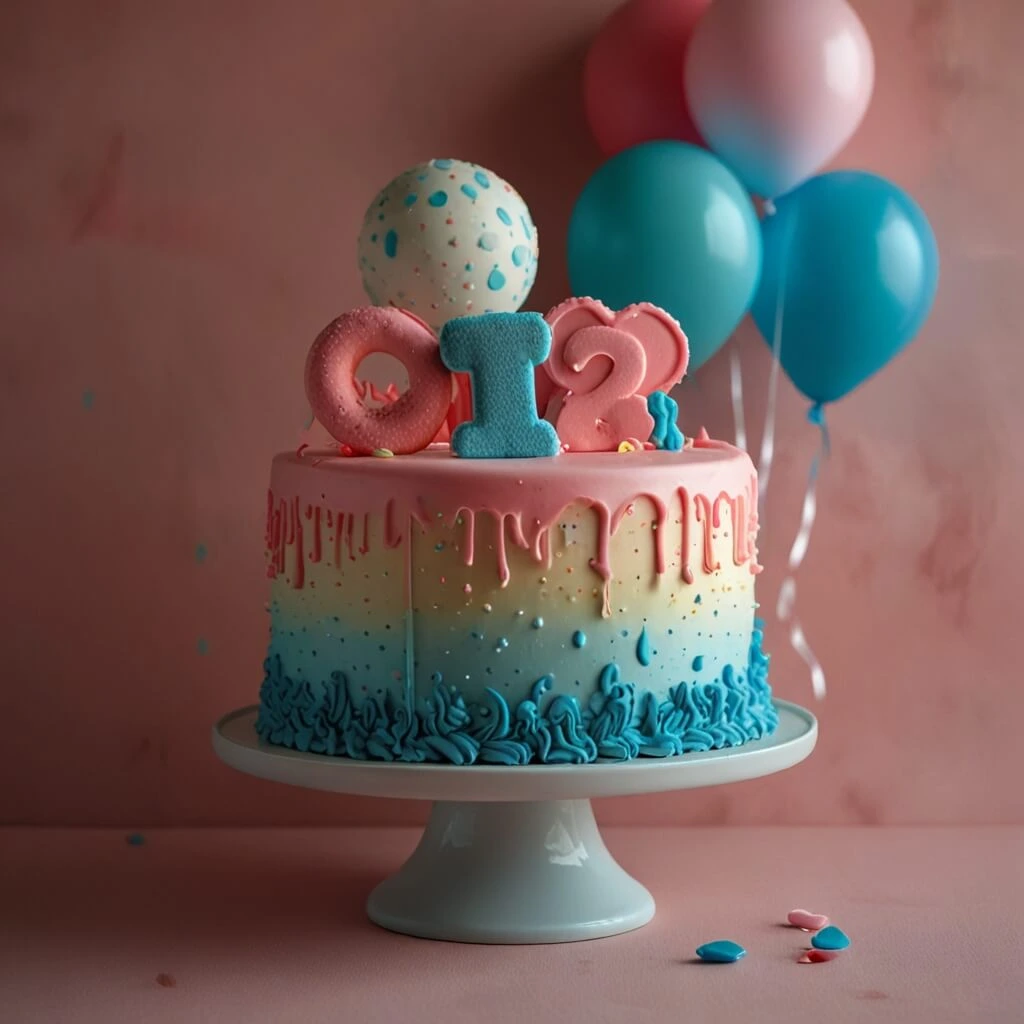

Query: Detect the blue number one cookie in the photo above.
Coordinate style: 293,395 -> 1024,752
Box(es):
439,312 -> 561,459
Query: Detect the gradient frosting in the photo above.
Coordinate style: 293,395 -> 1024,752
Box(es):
256,438 -> 776,763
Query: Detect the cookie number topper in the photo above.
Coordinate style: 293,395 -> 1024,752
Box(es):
542,298 -> 689,452
303,300 -> 688,458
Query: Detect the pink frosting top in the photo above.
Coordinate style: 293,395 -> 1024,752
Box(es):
267,439 -> 760,603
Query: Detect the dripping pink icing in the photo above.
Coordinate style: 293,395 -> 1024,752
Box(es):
359,514 -> 369,556
693,494 -> 721,574
459,507 -> 475,565
384,500 -> 402,549
492,511 -> 510,587
310,505 -> 322,563
291,496 -> 304,588
345,513 -> 355,561
677,487 -> 694,584
612,493 -> 668,578
268,443 -> 754,590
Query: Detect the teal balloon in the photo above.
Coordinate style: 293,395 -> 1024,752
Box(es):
567,141 -> 762,371
752,171 -> 939,404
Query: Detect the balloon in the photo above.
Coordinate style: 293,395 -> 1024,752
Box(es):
751,171 -> 939,404
583,0 -> 710,156
356,159 -> 538,332
685,0 -> 874,199
567,141 -> 761,371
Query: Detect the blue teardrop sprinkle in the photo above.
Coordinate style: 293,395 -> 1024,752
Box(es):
496,207 -> 513,226
636,626 -> 652,667
692,655 -> 704,671
572,630 -> 586,648
384,230 -> 398,258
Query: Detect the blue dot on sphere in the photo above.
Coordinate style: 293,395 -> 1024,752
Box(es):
496,207 -> 513,226
511,245 -> 530,268
460,183 -> 477,200
428,191 -> 448,207
478,232 -> 497,252
403,193 -> 417,206
433,158 -> 453,169
384,230 -> 398,258
474,170 -> 490,188
487,268 -> 506,291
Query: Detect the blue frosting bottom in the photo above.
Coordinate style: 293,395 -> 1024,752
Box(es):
256,623 -> 778,765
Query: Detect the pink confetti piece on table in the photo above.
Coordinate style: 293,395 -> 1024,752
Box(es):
788,909 -> 829,931
798,949 -> 840,964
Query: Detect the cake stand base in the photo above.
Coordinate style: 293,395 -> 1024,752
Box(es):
213,700 -> 816,944
366,798 -> 653,943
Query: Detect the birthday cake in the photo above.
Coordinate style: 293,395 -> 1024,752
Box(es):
254,158 -> 776,764
255,311 -> 776,764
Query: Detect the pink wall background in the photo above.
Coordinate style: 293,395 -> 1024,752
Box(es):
1,0 -> 1021,826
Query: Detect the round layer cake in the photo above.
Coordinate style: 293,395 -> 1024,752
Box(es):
256,438 -> 777,763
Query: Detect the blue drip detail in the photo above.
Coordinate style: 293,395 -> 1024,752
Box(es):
255,624 -> 777,765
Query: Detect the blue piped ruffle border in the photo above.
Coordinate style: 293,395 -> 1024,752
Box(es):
255,624 -> 778,765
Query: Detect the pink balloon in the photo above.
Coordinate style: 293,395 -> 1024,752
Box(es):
685,0 -> 874,199
583,0 -> 710,156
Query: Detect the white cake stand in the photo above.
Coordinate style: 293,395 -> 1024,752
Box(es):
213,700 -> 815,944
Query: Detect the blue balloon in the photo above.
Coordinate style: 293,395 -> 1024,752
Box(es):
567,142 -> 762,371
751,171 -> 939,404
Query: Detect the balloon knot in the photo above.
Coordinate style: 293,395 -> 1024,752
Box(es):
807,403 -> 826,427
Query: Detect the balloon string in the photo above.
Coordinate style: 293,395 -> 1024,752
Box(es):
730,343 -> 746,451
756,206 -> 790,520
776,404 -> 828,701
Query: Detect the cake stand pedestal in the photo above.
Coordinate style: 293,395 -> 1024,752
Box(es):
213,700 -> 815,944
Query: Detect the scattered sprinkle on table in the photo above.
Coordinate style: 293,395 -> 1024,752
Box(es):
811,925 -> 850,951
125,833 -> 145,846
788,908 -> 829,931
372,447 -> 394,458
155,973 -> 176,988
696,940 -> 746,963
798,949 -> 840,964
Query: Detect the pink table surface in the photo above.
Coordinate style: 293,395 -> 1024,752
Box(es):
1,827 -> 1021,1024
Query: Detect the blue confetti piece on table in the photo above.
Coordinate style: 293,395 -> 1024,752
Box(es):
696,941 -> 746,963
195,544 -> 208,564
196,637 -> 210,656
82,389 -> 95,410
811,926 -> 850,951
126,833 -> 145,847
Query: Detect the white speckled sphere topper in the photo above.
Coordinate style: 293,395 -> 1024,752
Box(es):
356,159 -> 539,331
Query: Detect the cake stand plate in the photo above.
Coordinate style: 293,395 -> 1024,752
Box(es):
213,700 -> 816,944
